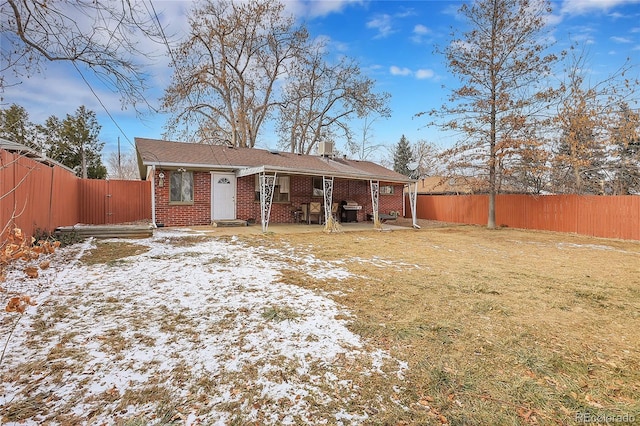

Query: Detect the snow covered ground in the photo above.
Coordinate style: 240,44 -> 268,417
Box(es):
1,228 -> 407,425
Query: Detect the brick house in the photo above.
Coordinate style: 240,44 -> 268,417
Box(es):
136,138 -> 416,230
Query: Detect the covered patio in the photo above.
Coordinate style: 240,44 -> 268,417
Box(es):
240,166 -> 420,232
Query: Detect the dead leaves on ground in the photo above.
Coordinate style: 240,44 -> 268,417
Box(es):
5,295 -> 37,314
1,227 -> 59,282
2,227 -> 58,314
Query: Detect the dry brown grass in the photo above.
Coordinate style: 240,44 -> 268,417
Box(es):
235,225 -> 640,425
3,225 -> 637,425
80,241 -> 149,265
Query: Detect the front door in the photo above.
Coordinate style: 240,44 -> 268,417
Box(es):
211,173 -> 236,220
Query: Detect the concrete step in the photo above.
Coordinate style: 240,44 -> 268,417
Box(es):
212,220 -> 248,227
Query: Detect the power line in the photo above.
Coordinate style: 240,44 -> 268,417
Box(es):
71,62 -> 135,149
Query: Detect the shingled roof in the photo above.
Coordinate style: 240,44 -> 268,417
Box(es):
135,138 -> 412,183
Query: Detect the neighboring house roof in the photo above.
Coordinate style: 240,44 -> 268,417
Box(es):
413,176 -> 486,194
413,176 -> 521,194
0,138 -> 75,173
135,138 -> 413,183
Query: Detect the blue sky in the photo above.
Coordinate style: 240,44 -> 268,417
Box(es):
2,0 -> 639,165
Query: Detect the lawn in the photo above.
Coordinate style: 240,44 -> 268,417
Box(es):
261,225 -> 640,425
1,224 -> 639,425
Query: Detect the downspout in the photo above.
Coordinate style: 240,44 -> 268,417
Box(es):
151,165 -> 157,227
402,184 -> 407,218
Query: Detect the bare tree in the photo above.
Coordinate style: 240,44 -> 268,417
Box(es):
423,0 -> 559,228
106,149 -> 140,180
1,0 -> 161,106
162,0 -> 306,147
277,38 -> 391,154
346,115 -> 386,160
413,140 -> 445,178
551,45 -> 639,194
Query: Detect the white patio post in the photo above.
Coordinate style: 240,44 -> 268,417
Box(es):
370,180 -> 381,229
322,176 -> 334,225
259,172 -> 277,233
409,181 -> 420,229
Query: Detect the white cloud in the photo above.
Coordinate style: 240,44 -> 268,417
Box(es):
545,12 -> 564,26
389,66 -> 436,80
442,3 -> 465,21
560,0 -> 640,15
285,0 -> 364,19
610,36 -> 633,43
413,24 -> 431,35
366,9 -> 417,39
390,65 -> 412,76
415,69 -> 435,79
411,24 -> 433,44
2,62 -> 126,123
367,14 -> 395,38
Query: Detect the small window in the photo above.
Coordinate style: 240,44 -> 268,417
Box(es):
217,177 -> 231,184
380,185 -> 395,195
170,171 -> 194,203
312,177 -> 324,197
254,175 -> 290,202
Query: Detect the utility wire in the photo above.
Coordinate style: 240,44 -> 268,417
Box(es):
71,61 -> 135,149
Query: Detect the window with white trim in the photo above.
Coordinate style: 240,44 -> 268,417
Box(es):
312,177 -> 324,197
380,185 -> 395,195
170,171 -> 194,203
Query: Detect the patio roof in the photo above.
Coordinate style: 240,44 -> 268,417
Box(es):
135,138 -> 413,183
0,138 -> 75,173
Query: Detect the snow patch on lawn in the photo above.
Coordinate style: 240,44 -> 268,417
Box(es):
1,229 -> 406,425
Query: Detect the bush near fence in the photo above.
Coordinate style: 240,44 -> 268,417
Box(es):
1,149 -> 151,238
407,194 -> 640,241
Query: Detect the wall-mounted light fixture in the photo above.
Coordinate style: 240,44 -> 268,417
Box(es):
177,167 -> 187,173
158,171 -> 165,187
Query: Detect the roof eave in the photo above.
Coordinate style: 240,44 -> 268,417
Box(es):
141,160 -> 240,171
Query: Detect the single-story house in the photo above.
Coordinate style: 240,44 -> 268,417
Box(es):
135,138 -> 419,231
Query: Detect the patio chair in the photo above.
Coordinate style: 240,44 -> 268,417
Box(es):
308,202 -> 323,224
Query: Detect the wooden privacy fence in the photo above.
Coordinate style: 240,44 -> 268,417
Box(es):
79,179 -> 151,226
1,149 -> 151,238
408,194 -> 640,241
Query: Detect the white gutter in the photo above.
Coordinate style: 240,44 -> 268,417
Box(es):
236,164 -> 414,184
142,161 -> 239,171
236,165 -> 266,178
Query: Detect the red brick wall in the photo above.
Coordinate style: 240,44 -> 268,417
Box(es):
155,170 -> 211,227
378,186 -> 404,215
154,170 -> 405,226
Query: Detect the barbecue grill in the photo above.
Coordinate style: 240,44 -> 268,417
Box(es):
340,200 -> 362,222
